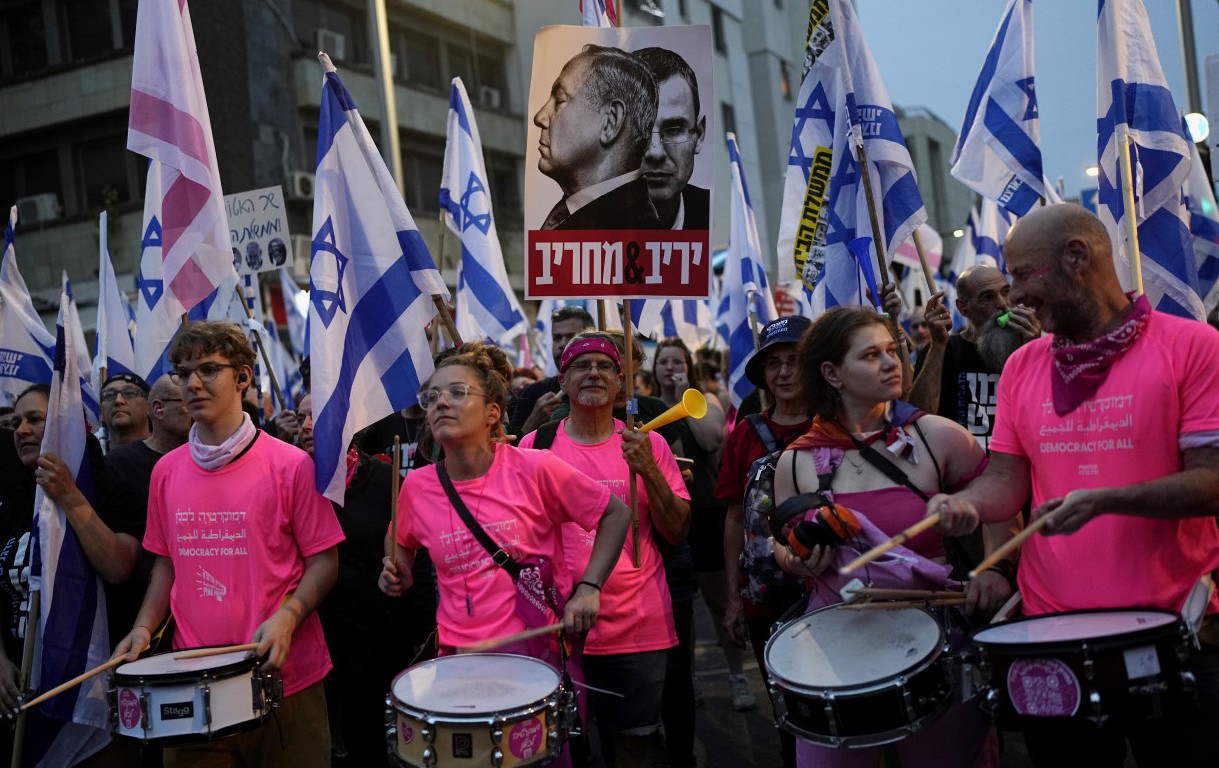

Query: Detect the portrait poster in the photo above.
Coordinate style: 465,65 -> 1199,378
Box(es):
525,25 -> 713,300
224,185 -> 295,275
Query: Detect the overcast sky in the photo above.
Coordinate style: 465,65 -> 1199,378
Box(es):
855,0 -> 1219,200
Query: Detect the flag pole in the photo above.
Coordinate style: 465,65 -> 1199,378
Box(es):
232,283 -> 288,411
597,300 -> 607,330
911,228 -> 937,295
622,298 -> 641,568
1109,3 -> 1145,297
10,590 -> 39,768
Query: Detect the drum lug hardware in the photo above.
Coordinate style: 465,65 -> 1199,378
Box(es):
202,682 -> 212,734
139,691 -> 150,732
899,675 -> 919,721
823,693 -> 839,737
1082,642 -> 1095,681
490,724 -> 504,745
421,745 -> 437,767
548,727 -> 561,753
266,673 -> 283,709
421,724 -> 435,743
490,746 -> 504,767
1180,670 -> 1197,698
1087,689 -> 1108,727
769,682 -> 790,729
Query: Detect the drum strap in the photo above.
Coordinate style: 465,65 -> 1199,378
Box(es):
437,461 -> 523,579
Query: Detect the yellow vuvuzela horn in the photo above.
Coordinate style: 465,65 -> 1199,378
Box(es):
639,389 -> 707,433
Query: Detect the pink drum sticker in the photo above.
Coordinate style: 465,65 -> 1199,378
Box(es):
1007,658 -> 1081,717
509,717 -> 544,759
400,723 -> 414,744
118,688 -> 141,730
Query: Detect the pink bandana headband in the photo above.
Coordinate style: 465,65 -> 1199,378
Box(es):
559,338 -> 621,373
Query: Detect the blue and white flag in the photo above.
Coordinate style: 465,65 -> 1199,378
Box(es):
720,133 -> 776,408
442,78 -> 527,348
1183,129 -> 1219,311
132,161 -> 180,384
278,268 -> 308,359
951,0 -> 1044,216
310,62 -> 444,503
0,208 -> 56,403
776,0 -> 926,315
1096,0 -> 1202,319
631,299 -> 713,350
581,0 -> 618,27
26,274 -> 112,767
92,211 -> 137,392
264,317 -> 303,411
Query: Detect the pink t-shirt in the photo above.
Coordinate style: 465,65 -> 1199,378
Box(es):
144,434 -> 344,696
834,486 -> 944,560
990,312 -> 1219,615
395,445 -> 611,650
520,419 -> 686,654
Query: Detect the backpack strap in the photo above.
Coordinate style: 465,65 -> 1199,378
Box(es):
530,420 -> 562,451
745,413 -> 778,454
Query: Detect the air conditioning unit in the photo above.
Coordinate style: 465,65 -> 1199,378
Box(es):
478,85 -> 503,110
16,193 -> 62,225
316,28 -> 347,61
288,171 -> 314,200
291,234 -> 313,267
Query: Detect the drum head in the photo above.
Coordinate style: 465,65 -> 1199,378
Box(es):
973,610 -> 1179,646
392,654 -> 560,716
766,606 -> 942,690
115,650 -> 253,680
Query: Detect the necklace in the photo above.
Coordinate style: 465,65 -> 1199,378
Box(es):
445,458 -> 493,617
844,452 -> 864,475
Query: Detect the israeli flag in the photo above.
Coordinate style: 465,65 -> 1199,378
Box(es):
1097,0 -> 1202,319
27,274 -> 112,767
309,63 -> 445,503
1,208 -> 56,402
441,78 -> 527,348
719,133 -> 776,409
279,268 -> 309,359
1182,127 -> 1219,311
92,211 -> 137,392
776,0 -> 926,315
631,299 -> 713,350
951,0 -> 1045,215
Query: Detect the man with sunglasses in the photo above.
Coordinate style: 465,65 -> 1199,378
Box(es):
114,321 -> 342,767
634,47 -> 708,231
519,332 -> 689,768
99,372 -> 152,450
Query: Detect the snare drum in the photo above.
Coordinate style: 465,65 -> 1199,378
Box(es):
109,649 -> 280,745
970,609 -> 1196,730
386,654 -> 573,768
765,604 -> 954,748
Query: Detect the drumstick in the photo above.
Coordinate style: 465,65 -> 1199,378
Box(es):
840,513 -> 941,574
18,656 -> 125,712
172,643 -> 260,660
841,595 -> 966,610
388,436 -> 401,561
969,514 -> 1050,579
456,623 -> 564,654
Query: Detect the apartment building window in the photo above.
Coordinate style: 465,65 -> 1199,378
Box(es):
295,0 -> 366,65
402,29 -> 442,90
401,136 -> 445,214
711,7 -> 726,54
76,137 -> 132,210
721,103 -> 736,137
0,1 -> 48,78
484,151 -> 521,227
0,149 -> 61,215
64,0 -> 117,60
0,0 -> 135,81
392,19 -> 508,110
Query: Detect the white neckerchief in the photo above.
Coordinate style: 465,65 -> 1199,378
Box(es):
189,413 -> 257,471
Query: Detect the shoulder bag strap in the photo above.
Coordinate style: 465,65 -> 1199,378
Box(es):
855,442 -> 932,502
436,461 -> 522,578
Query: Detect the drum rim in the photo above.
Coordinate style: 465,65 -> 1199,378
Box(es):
113,647 -> 259,684
764,603 -> 946,693
390,653 -> 561,717
970,607 -> 1184,652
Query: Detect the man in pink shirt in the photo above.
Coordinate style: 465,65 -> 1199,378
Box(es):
518,332 -> 689,768
113,321 -> 342,767
927,204 -> 1219,767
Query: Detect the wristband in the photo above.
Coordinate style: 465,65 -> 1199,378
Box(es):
988,559 -> 1019,592
576,579 -> 602,592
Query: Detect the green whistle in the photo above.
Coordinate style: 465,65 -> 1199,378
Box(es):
995,311 -> 1012,327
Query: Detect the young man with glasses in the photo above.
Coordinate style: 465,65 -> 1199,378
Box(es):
634,47 -> 708,231
518,332 -> 690,768
99,372 -> 152,450
113,321 -> 342,767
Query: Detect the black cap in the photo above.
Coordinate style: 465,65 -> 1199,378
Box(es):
101,372 -> 150,394
744,315 -> 811,390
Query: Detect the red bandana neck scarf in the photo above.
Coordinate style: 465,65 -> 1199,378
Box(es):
787,401 -> 925,462
1050,293 -> 1150,416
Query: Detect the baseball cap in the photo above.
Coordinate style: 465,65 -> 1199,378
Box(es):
744,315 -> 811,390
102,372 -> 150,394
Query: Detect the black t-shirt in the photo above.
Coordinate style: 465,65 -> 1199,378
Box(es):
0,434 -> 144,664
354,410 -> 427,471
317,454 -> 437,678
507,376 -> 561,438
936,333 -> 1000,451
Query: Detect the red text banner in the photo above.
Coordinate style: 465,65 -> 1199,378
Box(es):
526,230 -> 711,299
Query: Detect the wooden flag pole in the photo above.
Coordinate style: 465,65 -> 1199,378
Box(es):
622,298 -> 641,568
10,590 -> 39,768
911,228 -> 938,296
1108,4 -> 1144,298
388,436 -> 401,561
854,141 -> 892,297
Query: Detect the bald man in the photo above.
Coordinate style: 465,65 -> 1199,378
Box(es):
909,263 -> 1040,451
926,204 -> 1219,767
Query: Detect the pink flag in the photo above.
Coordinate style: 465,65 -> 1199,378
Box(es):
127,0 -> 235,312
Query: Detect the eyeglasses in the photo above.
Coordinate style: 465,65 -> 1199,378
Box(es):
100,386 -> 147,403
764,356 -> 798,374
566,360 -> 619,375
168,363 -> 240,386
418,383 -> 487,409
651,125 -> 697,145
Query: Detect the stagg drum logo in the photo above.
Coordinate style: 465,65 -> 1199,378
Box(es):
160,701 -> 195,720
